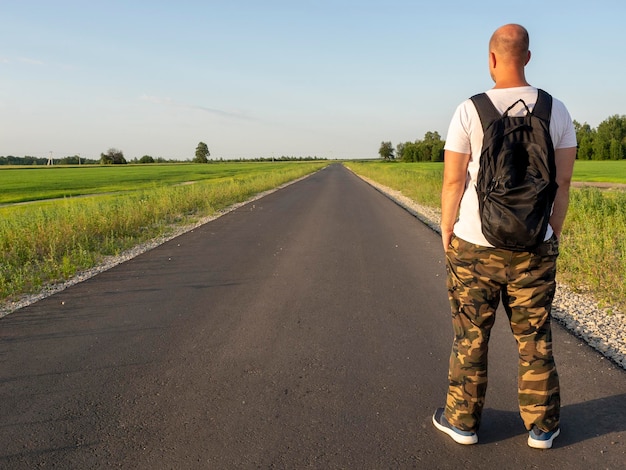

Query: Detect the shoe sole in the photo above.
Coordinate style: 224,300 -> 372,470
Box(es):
528,428 -> 560,449
432,414 -> 478,445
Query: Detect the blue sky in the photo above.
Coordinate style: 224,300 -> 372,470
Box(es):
1,0 -> 625,160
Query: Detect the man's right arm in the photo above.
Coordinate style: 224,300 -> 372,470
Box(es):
550,146 -> 577,239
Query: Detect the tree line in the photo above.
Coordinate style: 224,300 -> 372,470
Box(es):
0,143 -> 211,166
100,142 -> 212,164
0,153 -> 185,166
0,155 -> 100,165
1,141 -> 327,166
379,131 -> 444,162
574,115 -> 626,160
380,114 -> 626,162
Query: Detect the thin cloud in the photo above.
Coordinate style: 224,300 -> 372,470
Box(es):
140,94 -> 255,121
188,104 -> 255,121
140,94 -> 174,105
18,57 -> 44,66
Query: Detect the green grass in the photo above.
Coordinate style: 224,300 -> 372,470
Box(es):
0,162 -> 314,205
343,161 -> 443,208
345,160 -> 626,312
559,187 -> 626,309
0,162 -> 328,304
571,160 -> 626,184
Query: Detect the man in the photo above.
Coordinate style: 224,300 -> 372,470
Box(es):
433,24 -> 577,449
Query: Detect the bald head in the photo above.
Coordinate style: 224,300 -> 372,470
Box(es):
489,24 -> 530,67
488,24 -> 531,87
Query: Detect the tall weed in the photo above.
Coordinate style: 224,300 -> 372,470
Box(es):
559,188 -> 626,308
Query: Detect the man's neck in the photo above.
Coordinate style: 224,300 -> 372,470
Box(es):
493,75 -> 530,89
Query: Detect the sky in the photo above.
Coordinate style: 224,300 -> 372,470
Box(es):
1,0 -> 625,161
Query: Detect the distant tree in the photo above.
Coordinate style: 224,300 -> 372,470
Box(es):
379,141 -> 394,160
396,131 -> 444,162
431,142 -> 444,162
593,138 -> 609,160
423,131 -> 444,162
0,155 -> 48,165
574,120 -> 595,160
574,120 -> 591,142
395,142 -> 405,161
100,148 -> 127,164
56,155 -> 83,165
610,138 -> 624,160
578,135 -> 594,160
593,115 -> 626,160
194,142 -> 210,163
400,141 -> 418,162
139,155 -> 155,164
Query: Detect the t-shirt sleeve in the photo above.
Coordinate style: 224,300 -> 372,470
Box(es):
551,99 -> 577,149
444,101 -> 472,154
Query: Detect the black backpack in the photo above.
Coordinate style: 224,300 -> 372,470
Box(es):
470,89 -> 558,251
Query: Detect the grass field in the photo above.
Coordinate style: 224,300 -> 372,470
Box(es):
570,160 -> 626,184
345,160 -> 626,312
0,162 -> 315,205
0,162 -> 328,305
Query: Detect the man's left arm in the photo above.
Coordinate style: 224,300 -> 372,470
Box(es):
550,146 -> 577,239
441,150 -> 470,251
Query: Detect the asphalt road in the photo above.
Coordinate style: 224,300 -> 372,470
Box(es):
1,164 -> 625,469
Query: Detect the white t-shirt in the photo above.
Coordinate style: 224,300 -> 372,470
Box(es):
444,86 -> 577,247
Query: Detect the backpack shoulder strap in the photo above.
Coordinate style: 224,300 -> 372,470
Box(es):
470,93 -> 501,131
532,89 -> 553,122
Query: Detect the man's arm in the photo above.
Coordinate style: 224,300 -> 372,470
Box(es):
441,150 -> 470,251
550,146 -> 577,239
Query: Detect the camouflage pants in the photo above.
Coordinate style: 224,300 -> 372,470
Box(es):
444,235 -> 560,433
